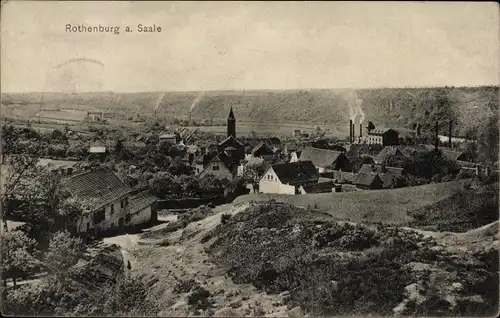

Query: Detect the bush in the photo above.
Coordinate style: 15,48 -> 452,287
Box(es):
221,213 -> 231,224
187,285 -> 212,310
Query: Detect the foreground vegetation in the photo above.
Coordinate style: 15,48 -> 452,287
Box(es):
205,201 -> 498,316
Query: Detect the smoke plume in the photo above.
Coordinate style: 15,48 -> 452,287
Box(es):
189,92 -> 205,113
154,92 -> 166,111
347,90 -> 365,124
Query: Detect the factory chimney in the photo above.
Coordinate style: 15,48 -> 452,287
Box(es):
434,121 -> 439,151
360,123 -> 363,138
349,119 -> 353,143
448,120 -> 452,148
189,111 -> 193,126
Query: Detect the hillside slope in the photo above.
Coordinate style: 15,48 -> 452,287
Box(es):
2,86 -> 498,136
234,179 -> 470,225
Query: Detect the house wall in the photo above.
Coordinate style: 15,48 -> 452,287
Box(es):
129,206 -> 152,226
77,196 -> 128,233
259,168 -> 296,194
367,135 -> 383,145
289,152 -> 299,163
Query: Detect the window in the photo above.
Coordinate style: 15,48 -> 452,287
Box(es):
212,164 -> 219,171
86,223 -> 90,231
110,204 -> 114,214
94,208 -> 105,224
125,214 -> 131,223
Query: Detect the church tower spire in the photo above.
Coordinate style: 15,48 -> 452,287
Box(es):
227,106 -> 236,138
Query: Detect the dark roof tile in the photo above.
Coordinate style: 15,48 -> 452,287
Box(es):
270,161 -> 319,185
64,168 -> 132,212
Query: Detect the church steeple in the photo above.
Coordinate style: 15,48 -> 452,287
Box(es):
227,106 -> 236,138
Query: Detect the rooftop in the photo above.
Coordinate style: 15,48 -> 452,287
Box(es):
299,147 -> 344,168
269,160 -> 319,185
64,167 -> 132,212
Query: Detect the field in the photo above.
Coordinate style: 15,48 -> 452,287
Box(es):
234,179 -> 471,225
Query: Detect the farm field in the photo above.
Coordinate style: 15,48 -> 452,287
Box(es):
234,179 -> 471,225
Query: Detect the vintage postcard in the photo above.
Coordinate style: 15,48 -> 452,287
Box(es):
1,1 -> 498,317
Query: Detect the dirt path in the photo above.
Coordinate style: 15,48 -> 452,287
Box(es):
128,203 -> 296,317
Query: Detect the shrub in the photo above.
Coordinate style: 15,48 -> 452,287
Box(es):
187,285 -> 212,310
221,213 -> 231,224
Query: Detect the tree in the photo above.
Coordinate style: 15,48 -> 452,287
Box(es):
148,172 -> 182,198
1,230 -> 38,287
9,169 -> 84,245
198,174 -> 229,197
44,231 -> 84,281
242,161 -> 267,192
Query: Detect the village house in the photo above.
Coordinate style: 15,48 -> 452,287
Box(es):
259,161 -> 319,195
374,146 -> 405,164
353,173 -> 383,190
299,147 -> 351,172
198,147 -> 240,182
358,163 -> 407,188
64,167 -> 157,234
366,127 -> 400,146
289,150 -> 302,163
251,142 -> 275,161
88,146 -> 107,162
159,133 -> 177,144
37,158 -> 80,176
266,137 -> 282,153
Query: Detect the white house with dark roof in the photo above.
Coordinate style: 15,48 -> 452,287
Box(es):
259,161 -> 319,195
298,147 -> 351,173
65,167 -> 157,233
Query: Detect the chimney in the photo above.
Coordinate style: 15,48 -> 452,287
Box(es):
416,123 -> 421,137
448,120 -> 452,148
189,111 -> 193,126
360,124 -> 363,138
434,121 -> 439,151
349,120 -> 353,143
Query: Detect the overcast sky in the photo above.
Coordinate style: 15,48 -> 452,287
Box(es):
1,1 -> 498,92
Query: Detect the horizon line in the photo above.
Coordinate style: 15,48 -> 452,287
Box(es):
2,84 -> 499,95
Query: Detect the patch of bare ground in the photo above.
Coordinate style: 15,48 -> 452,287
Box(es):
128,202 -> 297,317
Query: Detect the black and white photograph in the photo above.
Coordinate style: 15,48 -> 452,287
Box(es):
1,1 -> 499,316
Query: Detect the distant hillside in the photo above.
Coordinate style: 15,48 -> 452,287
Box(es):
2,86 -> 498,137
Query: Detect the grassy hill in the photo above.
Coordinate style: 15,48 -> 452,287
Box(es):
234,179 -> 471,225
2,86 -> 498,137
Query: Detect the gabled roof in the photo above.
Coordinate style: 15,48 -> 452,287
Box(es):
353,173 -> 382,187
219,135 -> 244,147
375,146 -> 404,163
359,164 -> 405,176
125,191 -> 158,215
301,181 -> 337,194
368,128 -> 398,135
268,161 -> 319,185
440,148 -> 468,161
299,147 -> 344,168
64,168 -> 132,212
207,151 -> 238,171
252,142 -> 274,156
267,137 -> 281,146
